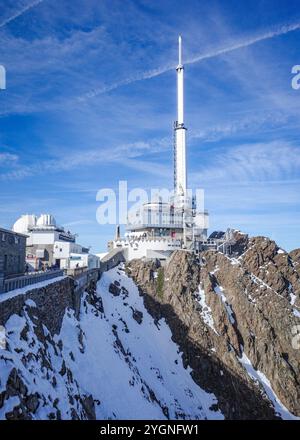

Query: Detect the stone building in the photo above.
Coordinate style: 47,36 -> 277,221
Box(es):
0,227 -> 27,279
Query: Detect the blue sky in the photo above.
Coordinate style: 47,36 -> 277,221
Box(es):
0,0 -> 300,252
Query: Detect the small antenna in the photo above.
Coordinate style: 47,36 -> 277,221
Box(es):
178,35 -> 182,66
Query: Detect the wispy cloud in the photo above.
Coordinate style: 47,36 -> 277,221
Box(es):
191,141 -> 300,184
0,0 -> 44,29
77,65 -> 174,102
0,137 -> 171,181
79,21 -> 300,100
0,152 -> 19,164
189,111 -> 289,144
0,112 -> 294,182
186,22 -> 300,65
63,219 -> 95,227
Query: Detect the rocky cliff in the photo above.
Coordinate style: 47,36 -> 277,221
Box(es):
127,233 -> 300,420
0,233 -> 299,420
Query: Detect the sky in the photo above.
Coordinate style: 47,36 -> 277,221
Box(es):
0,0 -> 300,252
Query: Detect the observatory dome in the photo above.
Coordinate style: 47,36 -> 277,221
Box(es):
12,214 -> 37,234
36,214 -> 57,227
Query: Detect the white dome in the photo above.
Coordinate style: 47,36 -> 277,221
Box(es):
13,214 -> 37,234
36,214 -> 56,227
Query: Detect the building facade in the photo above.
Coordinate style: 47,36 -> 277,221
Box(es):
0,227 -> 27,279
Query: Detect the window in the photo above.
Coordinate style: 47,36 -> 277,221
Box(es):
15,236 -> 19,244
1,233 -> 5,242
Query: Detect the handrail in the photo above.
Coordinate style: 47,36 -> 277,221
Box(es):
3,269 -> 64,293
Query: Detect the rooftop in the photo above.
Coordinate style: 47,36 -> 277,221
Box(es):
0,227 -> 28,238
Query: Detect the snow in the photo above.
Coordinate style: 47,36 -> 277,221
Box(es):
196,287 -> 218,334
25,299 -> 36,308
250,273 -> 281,298
209,266 -> 219,275
288,283 -> 297,308
0,265 -> 224,420
213,285 -> 235,325
293,309 -> 300,318
277,249 -> 285,254
75,267 -> 224,420
0,310 -> 83,420
0,276 -> 66,304
288,284 -> 300,316
238,352 -> 299,420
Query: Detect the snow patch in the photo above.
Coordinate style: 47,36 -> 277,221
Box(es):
25,299 -> 36,308
213,285 -> 235,325
196,287 -> 218,334
238,352 -> 299,420
293,308 -> 300,318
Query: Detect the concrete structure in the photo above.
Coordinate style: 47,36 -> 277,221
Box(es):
13,214 -> 99,270
100,248 -> 126,271
108,36 -> 209,261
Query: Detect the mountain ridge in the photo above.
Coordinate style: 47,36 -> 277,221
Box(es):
0,232 -> 299,420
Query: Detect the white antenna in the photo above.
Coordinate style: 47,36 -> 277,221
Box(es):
174,35 -> 187,201
178,35 -> 182,66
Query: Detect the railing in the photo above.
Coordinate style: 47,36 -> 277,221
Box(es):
3,269 -> 64,293
74,272 -> 88,290
64,266 -> 88,278
72,268 -> 100,292
126,222 -> 183,230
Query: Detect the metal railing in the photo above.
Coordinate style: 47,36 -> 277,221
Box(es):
64,266 -> 88,278
3,269 -> 64,293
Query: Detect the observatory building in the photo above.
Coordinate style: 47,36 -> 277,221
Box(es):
108,36 -> 209,261
13,214 -> 100,270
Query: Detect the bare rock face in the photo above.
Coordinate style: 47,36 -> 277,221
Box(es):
109,282 -> 121,296
127,235 -> 300,420
289,249 -> 300,281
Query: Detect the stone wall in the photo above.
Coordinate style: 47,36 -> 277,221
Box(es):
0,250 -> 124,335
0,229 -> 26,278
100,249 -> 125,271
0,277 -> 75,335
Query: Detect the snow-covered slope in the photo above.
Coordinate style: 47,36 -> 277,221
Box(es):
0,265 -> 223,420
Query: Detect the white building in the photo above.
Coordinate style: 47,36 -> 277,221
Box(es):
13,214 -> 100,270
108,36 -> 209,261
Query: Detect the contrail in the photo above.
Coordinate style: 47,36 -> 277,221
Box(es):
0,0 -> 44,29
186,22 -> 300,66
80,21 -> 300,101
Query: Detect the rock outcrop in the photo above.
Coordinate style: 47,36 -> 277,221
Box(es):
127,235 -> 300,419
